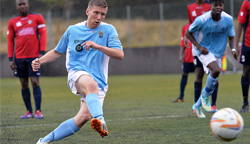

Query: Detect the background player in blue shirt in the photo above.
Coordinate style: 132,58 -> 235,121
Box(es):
32,0 -> 124,143
186,0 -> 238,118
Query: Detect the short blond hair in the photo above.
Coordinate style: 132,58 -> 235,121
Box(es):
88,0 -> 108,9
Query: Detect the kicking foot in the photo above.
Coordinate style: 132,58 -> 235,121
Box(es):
91,117 -> 108,138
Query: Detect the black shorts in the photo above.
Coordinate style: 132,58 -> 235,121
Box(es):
239,44 -> 250,65
193,56 -> 203,68
14,58 -> 41,78
182,62 -> 195,73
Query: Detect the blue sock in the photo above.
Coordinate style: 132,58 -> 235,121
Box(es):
179,75 -> 188,99
194,82 -> 202,102
202,74 -> 217,99
211,82 -> 219,106
22,88 -> 32,113
33,86 -> 42,111
41,118 -> 80,142
195,96 -> 202,108
86,93 -> 103,119
241,76 -> 249,105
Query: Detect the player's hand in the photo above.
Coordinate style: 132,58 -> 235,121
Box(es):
179,56 -> 184,63
81,40 -> 99,51
9,61 -> 16,70
31,58 -> 40,72
198,46 -> 209,55
231,47 -> 239,60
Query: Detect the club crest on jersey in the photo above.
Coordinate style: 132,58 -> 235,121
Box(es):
75,44 -> 83,52
202,11 -> 206,14
192,10 -> 197,17
99,31 -> 104,38
16,21 -> 22,27
28,20 -> 32,24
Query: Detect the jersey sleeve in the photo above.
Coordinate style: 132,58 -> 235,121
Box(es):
55,27 -> 70,53
189,17 -> 202,33
228,18 -> 235,37
187,5 -> 193,24
7,19 -> 15,61
107,25 -> 123,50
180,26 -> 185,47
37,14 -> 47,55
238,1 -> 248,24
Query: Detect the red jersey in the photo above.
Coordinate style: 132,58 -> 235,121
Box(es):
238,0 -> 250,47
7,12 -> 47,61
180,23 -> 193,63
187,1 -> 211,24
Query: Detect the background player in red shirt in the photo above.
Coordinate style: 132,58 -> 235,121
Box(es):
234,0 -> 250,112
185,0 -> 218,112
173,23 -> 195,102
7,0 -> 47,119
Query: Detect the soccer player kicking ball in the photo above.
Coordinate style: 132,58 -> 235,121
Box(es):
185,0 -> 238,118
33,0 -> 124,143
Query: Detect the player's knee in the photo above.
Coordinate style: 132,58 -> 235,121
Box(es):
196,72 -> 204,80
31,81 -> 39,87
20,81 -> 29,89
212,69 -> 220,78
86,82 -> 98,93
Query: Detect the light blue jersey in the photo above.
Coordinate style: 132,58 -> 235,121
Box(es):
55,21 -> 123,89
189,11 -> 235,58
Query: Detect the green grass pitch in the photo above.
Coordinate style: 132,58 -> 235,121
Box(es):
0,74 -> 249,143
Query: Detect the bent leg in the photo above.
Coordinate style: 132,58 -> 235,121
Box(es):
75,75 -> 103,119
195,61 -> 220,108
40,102 -> 91,142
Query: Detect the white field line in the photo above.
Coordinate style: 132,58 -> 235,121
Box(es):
0,114 -> 188,129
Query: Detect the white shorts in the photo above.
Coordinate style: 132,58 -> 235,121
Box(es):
197,52 -> 222,74
67,70 -> 106,105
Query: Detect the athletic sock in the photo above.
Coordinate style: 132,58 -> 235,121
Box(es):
86,93 -> 104,119
195,74 -> 217,108
40,118 -> 80,142
195,96 -> 202,108
179,75 -> 188,99
211,82 -> 219,106
33,86 -> 42,111
241,76 -> 249,105
21,88 -> 32,113
202,74 -> 217,99
194,82 -> 202,102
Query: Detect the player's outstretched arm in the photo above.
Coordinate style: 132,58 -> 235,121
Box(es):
32,49 -> 62,71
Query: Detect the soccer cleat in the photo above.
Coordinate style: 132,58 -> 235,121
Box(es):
240,104 -> 249,112
192,104 -> 206,118
36,138 -> 52,144
201,96 -> 211,112
91,117 -> 108,138
211,105 -> 218,112
20,111 -> 34,119
36,110 -> 44,119
172,98 -> 184,103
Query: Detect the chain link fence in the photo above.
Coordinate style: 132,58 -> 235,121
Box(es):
1,1 -> 243,50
